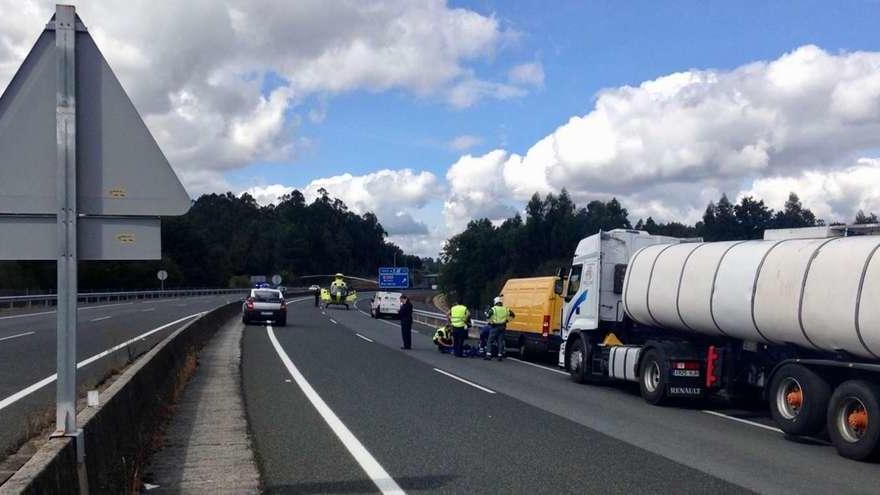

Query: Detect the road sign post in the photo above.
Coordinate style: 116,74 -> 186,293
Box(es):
54,4 -> 78,436
157,270 -> 168,291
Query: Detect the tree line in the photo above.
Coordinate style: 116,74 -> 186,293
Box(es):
0,189 -> 423,292
439,190 -> 878,308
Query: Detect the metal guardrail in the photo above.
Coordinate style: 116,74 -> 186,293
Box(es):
0,288 -> 252,310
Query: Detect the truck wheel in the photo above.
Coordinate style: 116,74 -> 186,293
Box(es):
568,338 -> 593,384
827,380 -> 880,461
242,313 -> 249,325
639,348 -> 670,405
519,341 -> 528,360
769,363 -> 831,436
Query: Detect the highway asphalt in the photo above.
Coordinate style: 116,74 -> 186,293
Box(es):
246,297 -> 876,494
0,294 -> 239,458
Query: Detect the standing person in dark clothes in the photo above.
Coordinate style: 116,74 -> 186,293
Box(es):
313,286 -> 320,307
398,294 -> 413,350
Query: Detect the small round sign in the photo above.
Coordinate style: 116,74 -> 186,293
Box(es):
271,274 -> 282,285
157,270 -> 168,281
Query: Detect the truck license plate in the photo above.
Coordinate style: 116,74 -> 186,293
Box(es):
261,311 -> 273,316
672,369 -> 700,378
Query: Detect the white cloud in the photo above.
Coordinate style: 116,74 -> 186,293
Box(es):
448,134 -> 483,151
447,78 -> 527,108
442,45 -> 880,229
444,150 -> 519,232
0,0 -> 525,194
740,158 -> 880,222
242,168 -> 442,237
508,61 -> 544,87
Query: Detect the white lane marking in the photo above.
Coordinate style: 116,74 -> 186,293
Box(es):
701,410 -> 783,434
90,316 -> 112,322
266,326 -> 404,494
0,312 -> 204,413
286,297 -> 312,304
0,331 -> 35,343
355,333 -> 374,343
508,357 -> 569,375
141,308 -> 156,312
330,318 -> 338,325
79,302 -> 134,311
433,368 -> 496,394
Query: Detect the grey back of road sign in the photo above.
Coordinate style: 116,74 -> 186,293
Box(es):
0,26 -> 190,216
0,216 -> 161,260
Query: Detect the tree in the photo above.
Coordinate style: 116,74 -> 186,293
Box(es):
773,193 -> 817,229
734,196 -> 773,240
855,210 -> 879,224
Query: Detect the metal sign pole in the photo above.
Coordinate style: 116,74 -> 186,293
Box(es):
54,4 -> 78,436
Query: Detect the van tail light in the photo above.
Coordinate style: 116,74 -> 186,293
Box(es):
246,297 -> 254,310
542,315 -> 550,337
281,300 -> 287,312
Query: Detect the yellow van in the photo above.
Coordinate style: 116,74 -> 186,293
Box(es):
498,276 -> 564,358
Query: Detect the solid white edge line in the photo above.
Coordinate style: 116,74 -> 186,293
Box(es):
266,326 -> 404,494
0,312 -> 204,412
433,368 -> 496,394
701,410 -> 783,434
90,316 -> 112,322
0,331 -> 36,342
329,318 -> 338,325
355,333 -> 374,343
141,308 -> 156,312
507,357 -> 569,375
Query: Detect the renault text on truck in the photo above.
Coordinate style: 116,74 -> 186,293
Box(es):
559,226 -> 880,461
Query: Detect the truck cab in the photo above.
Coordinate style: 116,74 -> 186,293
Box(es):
558,229 -> 681,367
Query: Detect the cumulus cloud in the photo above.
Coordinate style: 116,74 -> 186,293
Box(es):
741,158 -> 880,222
444,45 -> 880,229
242,169 -> 442,237
444,150 -> 519,232
448,134 -> 483,151
0,0 -> 530,193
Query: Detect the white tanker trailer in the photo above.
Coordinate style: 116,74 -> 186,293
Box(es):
559,226 -> 880,460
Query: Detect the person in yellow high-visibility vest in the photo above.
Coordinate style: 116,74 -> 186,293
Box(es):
484,296 -> 515,361
447,302 -> 471,357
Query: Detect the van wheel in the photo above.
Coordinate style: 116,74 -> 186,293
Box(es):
827,380 -> 880,461
639,348 -> 670,406
568,338 -> 594,384
519,342 -> 528,360
769,363 -> 831,436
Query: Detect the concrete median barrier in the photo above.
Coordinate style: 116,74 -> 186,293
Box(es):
0,302 -> 241,495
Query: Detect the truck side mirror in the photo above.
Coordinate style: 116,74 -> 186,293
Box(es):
554,279 -> 564,295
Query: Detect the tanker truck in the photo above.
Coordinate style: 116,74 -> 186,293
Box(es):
558,226 -> 880,460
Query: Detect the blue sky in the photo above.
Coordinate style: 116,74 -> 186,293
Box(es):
232,0 -> 880,189
5,1 -> 879,256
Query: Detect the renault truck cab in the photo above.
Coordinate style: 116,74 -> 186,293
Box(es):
558,229 -> 679,368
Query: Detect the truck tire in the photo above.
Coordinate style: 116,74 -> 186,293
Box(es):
242,313 -> 249,325
769,363 -> 831,436
568,337 -> 596,384
639,348 -> 671,405
827,380 -> 880,461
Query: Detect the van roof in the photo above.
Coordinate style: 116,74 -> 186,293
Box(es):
502,276 -> 558,290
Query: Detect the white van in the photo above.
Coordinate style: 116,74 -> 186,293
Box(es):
370,291 -> 402,318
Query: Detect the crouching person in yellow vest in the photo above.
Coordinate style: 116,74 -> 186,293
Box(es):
485,296 -> 515,361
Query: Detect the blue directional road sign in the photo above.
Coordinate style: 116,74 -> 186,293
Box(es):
378,267 -> 410,289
